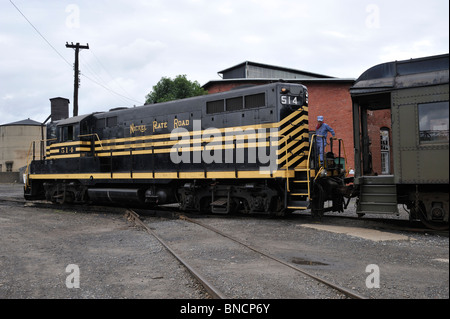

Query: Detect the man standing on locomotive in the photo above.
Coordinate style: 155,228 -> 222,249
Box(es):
316,115 -> 336,165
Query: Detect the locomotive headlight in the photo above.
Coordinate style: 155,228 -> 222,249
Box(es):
281,87 -> 289,94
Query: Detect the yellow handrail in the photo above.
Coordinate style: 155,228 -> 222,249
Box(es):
278,134 -> 291,192
310,136 -> 349,181
24,141 -> 34,188
280,133 -> 312,195
78,133 -> 104,150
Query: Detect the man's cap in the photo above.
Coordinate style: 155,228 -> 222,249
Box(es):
317,116 -> 324,121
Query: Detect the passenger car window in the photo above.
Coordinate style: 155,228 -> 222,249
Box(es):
418,101 -> 449,143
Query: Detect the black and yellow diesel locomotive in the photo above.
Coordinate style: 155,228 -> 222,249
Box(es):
24,82 -> 349,216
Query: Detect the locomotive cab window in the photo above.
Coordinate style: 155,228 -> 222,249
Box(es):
61,125 -> 75,141
80,121 -> 89,136
107,116 -> 117,127
47,124 -> 57,145
418,101 -> 449,143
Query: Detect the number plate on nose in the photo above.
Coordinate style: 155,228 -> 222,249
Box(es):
281,96 -> 300,105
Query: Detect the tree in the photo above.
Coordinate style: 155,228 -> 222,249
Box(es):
145,74 -> 208,104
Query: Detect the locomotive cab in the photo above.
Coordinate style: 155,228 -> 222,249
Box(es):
24,114 -> 96,201
48,114 -> 96,157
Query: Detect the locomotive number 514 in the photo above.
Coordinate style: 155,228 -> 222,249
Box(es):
280,96 -> 300,105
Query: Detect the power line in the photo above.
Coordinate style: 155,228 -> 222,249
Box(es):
89,49 -> 139,103
9,0 -> 144,107
79,54 -> 135,106
80,72 -> 144,105
79,52 -> 143,105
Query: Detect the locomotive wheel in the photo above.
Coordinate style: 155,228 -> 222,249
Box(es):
198,197 -> 212,214
51,190 -> 74,204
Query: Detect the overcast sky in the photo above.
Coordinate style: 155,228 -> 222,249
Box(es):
1,0 -> 448,125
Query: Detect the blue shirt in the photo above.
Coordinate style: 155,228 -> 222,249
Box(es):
316,123 -> 335,145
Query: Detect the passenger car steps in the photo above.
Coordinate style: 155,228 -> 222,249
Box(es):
356,175 -> 398,214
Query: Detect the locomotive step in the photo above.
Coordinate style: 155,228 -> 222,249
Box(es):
288,187 -> 309,196
210,198 -> 230,214
210,198 -> 228,207
287,200 -> 309,210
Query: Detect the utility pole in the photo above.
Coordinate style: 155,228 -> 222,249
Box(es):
65,42 -> 89,117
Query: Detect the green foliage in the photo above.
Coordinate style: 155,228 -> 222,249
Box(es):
145,74 -> 208,104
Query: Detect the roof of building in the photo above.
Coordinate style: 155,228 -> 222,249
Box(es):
0,118 -> 42,127
202,77 -> 355,91
49,97 -> 70,102
203,61 -> 355,90
218,61 -> 334,79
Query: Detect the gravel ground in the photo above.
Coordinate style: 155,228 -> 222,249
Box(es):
0,184 -> 208,299
145,217 -> 349,299
187,215 -> 448,299
0,183 -> 448,302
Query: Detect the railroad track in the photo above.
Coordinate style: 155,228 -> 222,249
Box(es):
2,196 -> 447,234
2,197 -> 446,296
126,209 -> 225,299
127,208 -> 368,299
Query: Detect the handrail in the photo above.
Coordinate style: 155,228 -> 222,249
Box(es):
280,133 -> 312,196
78,133 -> 104,150
24,137 -> 48,186
278,134 -> 291,192
337,138 -> 349,176
310,135 -> 349,180
329,137 -> 348,175
24,141 -> 34,188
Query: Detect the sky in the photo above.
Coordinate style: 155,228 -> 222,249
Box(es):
1,0 -> 448,125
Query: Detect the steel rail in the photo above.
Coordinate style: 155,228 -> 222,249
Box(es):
179,214 -> 368,300
126,209 -> 226,299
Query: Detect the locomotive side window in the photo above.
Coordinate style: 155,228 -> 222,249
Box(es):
206,93 -> 266,114
47,124 -> 57,144
418,101 -> 449,143
80,121 -> 89,135
67,126 -> 74,141
61,125 -> 74,141
97,118 -> 106,129
206,100 -> 224,114
245,93 -> 265,109
107,116 -> 117,127
226,97 -> 243,111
